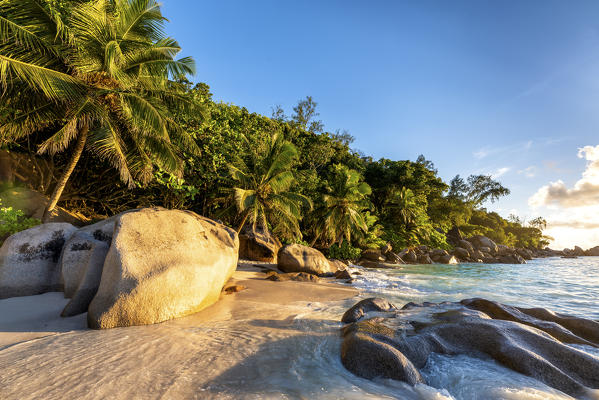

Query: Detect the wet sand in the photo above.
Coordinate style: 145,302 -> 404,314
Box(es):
0,262 -> 360,400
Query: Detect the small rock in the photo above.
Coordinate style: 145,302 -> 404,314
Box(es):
223,285 -> 246,294
335,269 -> 352,280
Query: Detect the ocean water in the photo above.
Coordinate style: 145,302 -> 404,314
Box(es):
197,256 -> 599,399
240,256 -> 599,400
2,257 -> 598,400
332,256 -> 599,400
350,256 -> 599,320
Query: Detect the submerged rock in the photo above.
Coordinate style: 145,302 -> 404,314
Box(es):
0,223 -> 78,299
340,297 -> 599,398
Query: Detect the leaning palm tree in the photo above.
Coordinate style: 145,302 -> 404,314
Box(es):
310,164 -> 371,246
228,132 -> 311,240
0,0 -> 197,221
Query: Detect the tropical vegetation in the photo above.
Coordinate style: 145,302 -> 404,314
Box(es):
0,0 -> 552,255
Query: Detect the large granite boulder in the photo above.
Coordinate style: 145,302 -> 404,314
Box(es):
417,254 -> 432,264
458,239 -> 474,252
60,237 -> 109,317
497,253 -> 526,264
87,208 -> 239,329
360,249 -> 385,262
516,248 -> 533,260
452,247 -> 470,260
277,244 -> 334,276
435,254 -> 458,264
238,225 -> 281,263
340,298 -> 599,399
0,223 -> 78,299
401,250 -> 417,263
60,212 -> 130,299
468,235 -> 498,253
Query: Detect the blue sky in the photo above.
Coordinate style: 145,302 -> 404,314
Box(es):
162,1 -> 599,248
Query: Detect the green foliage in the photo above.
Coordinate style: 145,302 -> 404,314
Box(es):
328,241 -> 362,260
357,211 -> 387,249
227,132 -> 311,241
0,0 -> 197,186
310,164 -> 371,246
0,11 -> 548,257
0,200 -> 40,244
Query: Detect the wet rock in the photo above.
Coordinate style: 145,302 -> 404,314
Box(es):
497,253 -> 526,264
341,321 -> 424,384
341,297 -> 397,323
435,254 -> 458,264
516,248 -> 533,260
402,250 -> 417,263
340,297 -> 599,398
417,254 -> 432,264
329,259 -> 348,272
452,247 -> 470,260
384,251 -> 404,264
335,269 -> 352,280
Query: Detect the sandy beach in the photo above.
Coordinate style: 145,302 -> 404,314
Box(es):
0,263 -> 360,400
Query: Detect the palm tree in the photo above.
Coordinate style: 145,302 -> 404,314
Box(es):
228,132 -> 311,240
385,186 -> 431,247
311,164 -> 371,246
385,187 -> 420,226
0,0 -> 197,222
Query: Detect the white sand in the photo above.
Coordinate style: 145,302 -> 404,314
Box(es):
0,264 -> 371,400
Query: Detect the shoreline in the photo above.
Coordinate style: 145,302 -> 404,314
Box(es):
0,262 -> 359,400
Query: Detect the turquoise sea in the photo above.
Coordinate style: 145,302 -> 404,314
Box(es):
227,257 -> 599,400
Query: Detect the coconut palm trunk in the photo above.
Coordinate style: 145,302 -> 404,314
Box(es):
236,211 -> 251,233
42,126 -> 88,223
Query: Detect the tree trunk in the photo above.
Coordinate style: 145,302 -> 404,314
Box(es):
236,211 -> 250,233
0,149 -> 14,185
42,126 -> 88,223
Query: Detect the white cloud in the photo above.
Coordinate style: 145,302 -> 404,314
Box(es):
528,145 -> 599,249
472,141 -> 534,160
518,166 -> 537,178
529,145 -> 599,208
473,147 -> 490,159
491,167 -> 510,179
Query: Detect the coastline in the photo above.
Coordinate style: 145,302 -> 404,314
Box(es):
0,262 -> 359,400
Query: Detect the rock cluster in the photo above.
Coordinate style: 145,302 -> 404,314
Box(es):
0,208 -> 239,329
340,297 -> 599,399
